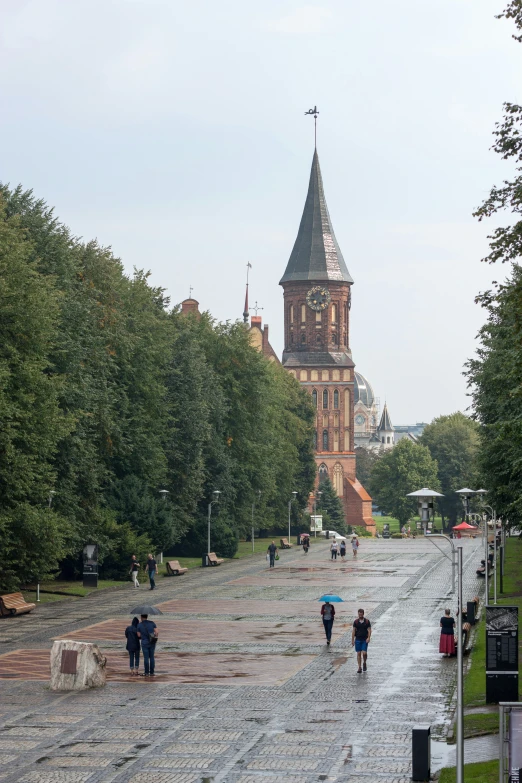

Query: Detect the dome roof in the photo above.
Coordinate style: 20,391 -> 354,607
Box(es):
354,371 -> 375,408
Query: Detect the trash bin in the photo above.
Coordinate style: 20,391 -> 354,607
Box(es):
297,534 -> 301,545
412,724 -> 430,781
466,600 -> 476,625
202,554 -> 208,567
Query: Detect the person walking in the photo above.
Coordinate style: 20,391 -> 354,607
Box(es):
125,616 -> 140,675
129,555 -> 140,588
321,601 -> 335,646
146,554 -> 158,590
137,613 -> 158,676
339,539 -> 346,561
352,608 -> 371,673
439,608 -> 456,657
302,535 -> 310,554
330,540 -> 338,560
267,541 -> 278,568
351,535 -> 359,558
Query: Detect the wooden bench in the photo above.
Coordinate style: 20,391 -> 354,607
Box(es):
280,538 -> 293,549
0,592 -> 36,617
166,560 -> 188,576
207,552 -> 224,566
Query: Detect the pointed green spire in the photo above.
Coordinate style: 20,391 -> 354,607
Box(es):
280,150 -> 353,285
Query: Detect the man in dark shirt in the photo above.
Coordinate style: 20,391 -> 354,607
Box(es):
137,614 -> 157,676
146,554 -> 158,590
352,608 -> 372,673
267,541 -> 278,568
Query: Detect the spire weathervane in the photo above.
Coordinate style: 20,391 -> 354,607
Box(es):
243,262 -> 252,324
305,105 -> 319,148
250,301 -> 264,317
189,285 -> 193,298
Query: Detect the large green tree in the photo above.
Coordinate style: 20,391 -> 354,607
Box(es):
419,413 -> 480,528
370,439 -> 440,526
465,1 -> 522,525
355,446 -> 381,488
0,198 -> 73,588
317,478 -> 346,533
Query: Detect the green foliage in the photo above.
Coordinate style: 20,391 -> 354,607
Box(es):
370,439 -> 440,525
355,446 -> 381,488
0,185 -> 315,588
466,6 -> 522,524
174,513 -> 238,559
317,478 -> 346,532
419,413 -> 479,526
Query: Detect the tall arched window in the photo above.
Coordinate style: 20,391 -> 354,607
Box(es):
333,463 -> 343,496
316,334 -> 322,344
289,305 -> 294,323
323,389 -> 328,409
301,333 -> 306,344
301,304 -> 306,322
312,389 -> 318,407
313,431 -> 318,449
290,332 -> 294,344
331,332 -> 338,345
344,389 -> 351,422
319,463 -> 328,483
322,430 -> 329,450
333,389 -> 339,409
331,303 -> 337,323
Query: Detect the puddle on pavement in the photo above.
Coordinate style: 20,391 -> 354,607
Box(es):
430,738 -> 455,772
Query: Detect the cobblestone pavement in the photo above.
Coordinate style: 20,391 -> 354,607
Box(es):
0,537 -> 487,782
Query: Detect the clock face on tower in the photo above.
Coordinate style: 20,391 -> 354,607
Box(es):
306,286 -> 331,311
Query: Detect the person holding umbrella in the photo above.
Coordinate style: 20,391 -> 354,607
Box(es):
318,594 -> 343,646
125,616 -> 140,675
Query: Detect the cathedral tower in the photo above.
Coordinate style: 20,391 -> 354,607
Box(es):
280,150 -> 374,531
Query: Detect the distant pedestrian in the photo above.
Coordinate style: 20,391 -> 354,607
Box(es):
352,608 -> 371,673
330,540 -> 338,560
340,540 -> 346,561
267,541 -> 278,568
351,535 -> 359,558
439,608 -> 456,657
130,555 -> 140,588
146,554 -> 158,590
302,535 -> 310,554
137,613 -> 158,676
321,601 -> 335,646
125,616 -> 140,675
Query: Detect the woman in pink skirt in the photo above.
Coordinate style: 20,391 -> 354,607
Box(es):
439,608 -> 456,656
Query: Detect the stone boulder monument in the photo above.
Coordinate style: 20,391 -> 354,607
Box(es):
50,640 -> 107,691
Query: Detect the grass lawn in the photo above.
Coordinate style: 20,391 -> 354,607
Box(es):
22,579 -> 123,603
463,712 -> 499,738
438,760 -> 498,782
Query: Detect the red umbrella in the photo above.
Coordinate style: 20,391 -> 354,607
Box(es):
453,521 -> 478,530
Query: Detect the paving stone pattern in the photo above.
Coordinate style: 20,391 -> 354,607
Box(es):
0,538 -> 489,781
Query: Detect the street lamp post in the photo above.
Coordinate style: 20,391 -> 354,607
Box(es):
158,490 -> 170,563
252,490 -> 261,553
479,497 -> 496,606
312,490 -> 322,537
288,491 -> 298,543
207,490 -> 221,560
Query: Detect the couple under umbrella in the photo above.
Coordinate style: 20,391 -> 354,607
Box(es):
125,605 -> 161,676
319,595 -> 372,673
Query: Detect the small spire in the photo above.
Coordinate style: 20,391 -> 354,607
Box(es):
378,402 -> 393,432
243,262 -> 252,324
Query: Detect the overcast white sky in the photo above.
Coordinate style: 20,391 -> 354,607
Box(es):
1,0 -> 519,423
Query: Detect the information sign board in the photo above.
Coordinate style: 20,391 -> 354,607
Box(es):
486,606 -> 518,673
310,515 -> 323,532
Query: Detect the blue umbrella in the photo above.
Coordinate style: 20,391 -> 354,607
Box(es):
318,594 -> 344,602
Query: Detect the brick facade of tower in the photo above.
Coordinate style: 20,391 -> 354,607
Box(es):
280,150 -> 374,532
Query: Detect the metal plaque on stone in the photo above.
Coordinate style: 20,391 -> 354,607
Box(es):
60,649 -> 78,674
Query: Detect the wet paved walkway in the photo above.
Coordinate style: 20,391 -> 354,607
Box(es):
0,536 -> 487,782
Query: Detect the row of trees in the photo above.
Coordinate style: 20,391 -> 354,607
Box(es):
0,186 -> 316,590
355,413 -> 479,527
465,1 -> 522,526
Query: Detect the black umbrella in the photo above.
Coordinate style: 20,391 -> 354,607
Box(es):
129,605 -> 163,616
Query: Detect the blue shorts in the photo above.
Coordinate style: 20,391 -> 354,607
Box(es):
355,639 -> 368,653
